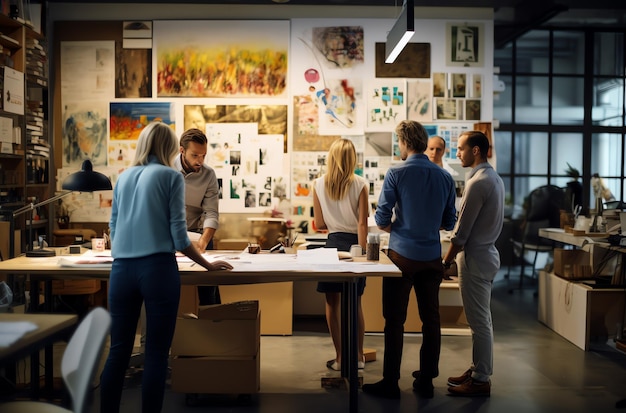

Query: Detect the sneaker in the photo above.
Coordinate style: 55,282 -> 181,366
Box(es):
447,378 -> 490,397
362,379 -> 401,399
447,369 -> 472,387
411,372 -> 434,399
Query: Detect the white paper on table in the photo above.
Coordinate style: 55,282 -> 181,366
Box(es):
296,248 -> 340,264
0,321 -> 38,347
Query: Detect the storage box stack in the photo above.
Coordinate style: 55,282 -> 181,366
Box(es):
553,248 -> 592,279
170,300 -> 261,394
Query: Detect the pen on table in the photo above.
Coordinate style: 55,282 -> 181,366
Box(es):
190,262 -> 196,267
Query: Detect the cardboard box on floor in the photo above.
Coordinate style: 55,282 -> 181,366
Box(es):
171,355 -> 260,394
170,300 -> 261,394
171,300 -> 260,357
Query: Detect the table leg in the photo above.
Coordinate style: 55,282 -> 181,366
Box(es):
341,279 -> 359,413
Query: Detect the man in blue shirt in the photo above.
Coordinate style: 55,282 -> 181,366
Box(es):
362,120 -> 456,400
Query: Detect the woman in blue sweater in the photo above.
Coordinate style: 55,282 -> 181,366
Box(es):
100,122 -> 232,413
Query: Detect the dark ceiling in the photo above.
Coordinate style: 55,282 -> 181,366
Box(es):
46,0 -> 626,48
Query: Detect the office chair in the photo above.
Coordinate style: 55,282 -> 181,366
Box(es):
1,307 -> 111,413
508,185 -> 565,293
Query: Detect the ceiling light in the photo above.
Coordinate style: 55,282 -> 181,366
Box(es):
385,0 -> 414,63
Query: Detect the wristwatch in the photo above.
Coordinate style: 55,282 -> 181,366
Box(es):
442,259 -> 452,269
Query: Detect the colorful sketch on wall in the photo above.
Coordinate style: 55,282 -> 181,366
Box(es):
438,123 -> 472,159
154,20 -> 289,97
110,102 -> 174,140
407,80 -> 432,122
317,78 -> 363,135
62,102 -> 108,167
292,95 -> 340,151
183,104 -> 288,152
312,26 -> 364,69
204,123 -> 284,212
367,80 -> 406,131
115,44 -> 151,98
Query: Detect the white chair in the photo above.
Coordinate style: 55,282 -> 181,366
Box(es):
1,307 -> 111,413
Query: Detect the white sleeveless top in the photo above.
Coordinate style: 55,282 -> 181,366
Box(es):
313,175 -> 368,234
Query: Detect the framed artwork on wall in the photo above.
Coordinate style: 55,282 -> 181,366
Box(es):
446,22 -> 484,67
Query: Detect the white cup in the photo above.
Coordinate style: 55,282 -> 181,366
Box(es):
350,244 -> 363,257
92,238 -> 105,252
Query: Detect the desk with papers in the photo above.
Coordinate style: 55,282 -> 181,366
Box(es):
0,248 -> 400,413
0,313 -> 77,399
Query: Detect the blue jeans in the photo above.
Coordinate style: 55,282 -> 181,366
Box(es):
100,253 -> 180,413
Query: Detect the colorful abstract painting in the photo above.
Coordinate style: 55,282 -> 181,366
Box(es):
154,20 -> 289,97
110,102 -> 174,140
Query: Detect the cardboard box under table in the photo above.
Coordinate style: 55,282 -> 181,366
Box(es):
170,300 -> 261,395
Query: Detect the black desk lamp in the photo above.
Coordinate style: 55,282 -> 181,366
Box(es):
11,160 -> 112,257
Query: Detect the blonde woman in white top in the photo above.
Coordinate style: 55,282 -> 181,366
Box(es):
313,138 -> 369,370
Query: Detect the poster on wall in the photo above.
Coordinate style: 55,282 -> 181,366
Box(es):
292,95 -> 340,151
154,20 -> 289,98
316,78 -> 363,135
446,22 -> 484,67
183,104 -> 288,152
3,67 -> 24,115
110,102 -> 174,140
406,79 -> 432,122
311,26 -> 364,69
115,43 -> 152,98
61,41 -> 115,102
61,102 -> 108,167
374,43 -> 431,78
367,80 -> 406,131
205,123 -> 284,213
438,123 -> 472,159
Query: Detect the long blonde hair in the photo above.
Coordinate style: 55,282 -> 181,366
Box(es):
324,138 -> 356,201
133,122 -> 178,167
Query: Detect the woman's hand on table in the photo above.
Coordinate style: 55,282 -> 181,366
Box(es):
207,260 -> 233,271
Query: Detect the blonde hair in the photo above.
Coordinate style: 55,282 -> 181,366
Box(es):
324,138 -> 357,201
133,122 -> 178,167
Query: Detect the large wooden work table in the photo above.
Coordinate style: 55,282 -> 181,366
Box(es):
0,249 -> 401,413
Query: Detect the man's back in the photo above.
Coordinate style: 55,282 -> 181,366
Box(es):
376,153 -> 456,262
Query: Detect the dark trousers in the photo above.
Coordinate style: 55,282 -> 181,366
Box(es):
382,250 -> 443,381
100,253 -> 180,413
197,238 -> 221,305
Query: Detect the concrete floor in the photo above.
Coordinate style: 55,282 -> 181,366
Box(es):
88,270 -> 626,413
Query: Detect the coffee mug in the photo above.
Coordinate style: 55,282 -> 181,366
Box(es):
350,244 -> 363,257
92,238 -> 105,252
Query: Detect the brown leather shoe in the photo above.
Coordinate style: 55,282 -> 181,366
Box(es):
447,369 -> 472,386
447,378 -> 490,397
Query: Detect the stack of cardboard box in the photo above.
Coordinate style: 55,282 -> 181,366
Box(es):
170,300 -> 261,395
